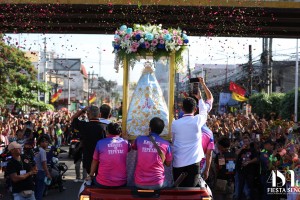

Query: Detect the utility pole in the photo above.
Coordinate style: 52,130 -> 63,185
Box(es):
269,38 -> 273,94
262,38 -> 269,94
87,72 -> 98,106
99,48 -> 102,77
68,70 -> 71,110
249,45 -> 253,95
225,56 -> 228,85
43,37 -> 47,103
264,38 -> 273,94
295,39 -> 299,122
187,48 -> 191,79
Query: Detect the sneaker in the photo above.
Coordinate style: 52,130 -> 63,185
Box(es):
73,179 -> 80,183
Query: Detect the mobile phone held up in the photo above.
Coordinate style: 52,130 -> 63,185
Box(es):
192,83 -> 199,95
189,78 -> 199,83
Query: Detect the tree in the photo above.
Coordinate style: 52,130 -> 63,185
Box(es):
269,92 -> 285,119
249,93 -> 272,119
0,35 -> 52,111
95,77 -> 118,104
248,92 -> 285,119
280,88 -> 300,121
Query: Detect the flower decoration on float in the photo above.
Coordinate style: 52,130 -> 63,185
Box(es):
113,24 -> 189,72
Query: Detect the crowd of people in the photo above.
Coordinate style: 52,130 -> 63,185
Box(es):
0,109 -> 72,199
0,76 -> 300,200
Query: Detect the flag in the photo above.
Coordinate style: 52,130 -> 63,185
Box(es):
50,89 -> 62,103
89,93 -> 96,104
229,82 -> 246,96
232,92 -> 248,102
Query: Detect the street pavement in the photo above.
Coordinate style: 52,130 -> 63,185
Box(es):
0,146 -> 82,200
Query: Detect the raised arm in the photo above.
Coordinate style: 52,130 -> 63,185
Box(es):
199,77 -> 213,102
70,106 -> 88,122
194,89 -> 208,127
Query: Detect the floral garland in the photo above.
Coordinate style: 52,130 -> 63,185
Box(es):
113,24 -> 189,72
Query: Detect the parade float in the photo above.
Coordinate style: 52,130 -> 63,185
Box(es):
79,24 -> 212,200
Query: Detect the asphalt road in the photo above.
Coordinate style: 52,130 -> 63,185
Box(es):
0,146 -> 82,200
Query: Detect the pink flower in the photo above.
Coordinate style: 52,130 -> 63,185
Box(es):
125,34 -> 131,40
144,41 -> 150,49
177,39 -> 183,45
173,30 -> 178,35
132,41 -> 139,48
151,39 -> 158,46
131,46 -> 138,52
159,35 -> 164,40
159,40 -> 165,44
163,29 -> 169,34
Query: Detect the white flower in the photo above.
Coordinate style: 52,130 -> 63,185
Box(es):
154,34 -> 159,39
175,46 -> 181,51
120,41 -> 127,49
165,41 -> 176,51
139,38 -> 145,43
149,46 -> 156,52
126,48 -> 132,54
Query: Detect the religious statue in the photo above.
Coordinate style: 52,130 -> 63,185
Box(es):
126,61 -> 169,138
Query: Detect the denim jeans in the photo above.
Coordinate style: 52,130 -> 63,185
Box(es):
13,192 -> 36,200
56,135 -> 62,148
34,171 -> 46,200
234,172 -> 251,199
235,172 -> 253,200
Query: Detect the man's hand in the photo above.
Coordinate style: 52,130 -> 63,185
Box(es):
198,77 -> 205,85
202,169 -> 209,180
83,106 -> 89,112
30,168 -> 38,176
85,176 -> 92,181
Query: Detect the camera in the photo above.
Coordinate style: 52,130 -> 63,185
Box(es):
189,78 -> 199,83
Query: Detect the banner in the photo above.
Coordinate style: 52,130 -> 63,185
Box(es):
50,89 -> 62,103
89,93 -> 96,104
232,92 -> 248,102
219,92 -> 232,105
229,82 -> 246,96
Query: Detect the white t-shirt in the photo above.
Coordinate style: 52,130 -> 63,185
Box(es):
172,99 -> 208,168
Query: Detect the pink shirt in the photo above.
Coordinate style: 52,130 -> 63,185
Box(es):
202,99 -> 214,154
202,124 -> 215,154
133,133 -> 172,186
93,136 -> 130,186
200,99 -> 215,169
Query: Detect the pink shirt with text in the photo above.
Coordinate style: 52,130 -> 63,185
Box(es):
133,133 -> 172,186
93,136 -> 130,186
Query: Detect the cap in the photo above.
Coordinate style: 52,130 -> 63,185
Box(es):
24,115 -> 29,119
8,141 -> 22,151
